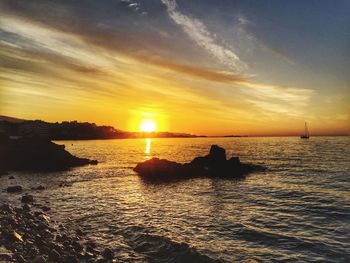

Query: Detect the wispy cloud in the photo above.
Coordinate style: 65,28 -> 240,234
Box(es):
161,0 -> 246,72
235,14 -> 295,65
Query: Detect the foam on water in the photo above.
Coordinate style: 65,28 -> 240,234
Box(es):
1,137 -> 349,262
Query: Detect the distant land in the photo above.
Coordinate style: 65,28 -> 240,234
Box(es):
0,115 -> 26,123
0,116 -> 205,140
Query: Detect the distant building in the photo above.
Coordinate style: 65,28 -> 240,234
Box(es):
18,121 -> 50,139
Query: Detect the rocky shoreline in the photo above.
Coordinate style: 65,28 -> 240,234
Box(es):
0,201 -> 116,263
0,138 -> 97,172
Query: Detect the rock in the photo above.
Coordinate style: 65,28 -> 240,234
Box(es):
37,185 -> 45,190
0,246 -> 13,261
42,206 -> 51,212
0,202 -> 102,263
89,160 -> 98,165
0,138 -> 98,171
23,204 -> 31,212
6,185 -> 23,193
75,228 -> 84,236
101,248 -> 114,260
72,241 -> 83,252
0,170 -> 9,176
21,194 -> 34,203
13,253 -> 27,263
48,249 -> 61,262
208,144 -> 226,163
9,175 -> 15,179
63,255 -> 78,263
32,255 -> 47,263
134,145 -> 265,181
95,257 -> 108,263
1,203 -> 13,212
28,247 -> 39,260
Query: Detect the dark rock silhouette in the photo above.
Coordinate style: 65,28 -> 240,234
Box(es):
6,186 -> 23,193
134,145 -> 265,181
0,138 -> 97,172
21,194 -> 34,203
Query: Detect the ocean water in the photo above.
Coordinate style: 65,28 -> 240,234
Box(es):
1,137 -> 350,262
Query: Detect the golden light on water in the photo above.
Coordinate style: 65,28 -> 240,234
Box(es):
140,120 -> 157,132
145,138 -> 151,156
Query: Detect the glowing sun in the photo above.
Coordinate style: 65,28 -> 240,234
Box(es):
140,120 -> 156,132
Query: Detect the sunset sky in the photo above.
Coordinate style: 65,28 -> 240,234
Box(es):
0,0 -> 349,136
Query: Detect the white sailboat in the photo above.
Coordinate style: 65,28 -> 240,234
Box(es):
300,122 -> 310,139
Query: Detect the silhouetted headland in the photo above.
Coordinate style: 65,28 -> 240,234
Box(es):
134,145 -> 265,182
0,116 -> 203,140
0,137 -> 97,172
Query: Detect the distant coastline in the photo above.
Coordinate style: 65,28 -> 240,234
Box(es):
0,116 -> 348,139
0,116 -> 204,140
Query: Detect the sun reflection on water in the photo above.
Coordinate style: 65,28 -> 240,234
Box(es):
145,138 -> 151,157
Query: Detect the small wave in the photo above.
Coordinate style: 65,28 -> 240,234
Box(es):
121,225 -> 227,263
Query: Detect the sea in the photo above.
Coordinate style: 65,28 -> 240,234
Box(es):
1,137 -> 350,262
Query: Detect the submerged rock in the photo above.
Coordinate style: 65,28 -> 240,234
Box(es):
6,185 -> 23,193
0,138 -> 98,171
134,145 -> 265,181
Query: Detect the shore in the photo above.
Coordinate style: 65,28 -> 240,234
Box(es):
0,200 -> 116,263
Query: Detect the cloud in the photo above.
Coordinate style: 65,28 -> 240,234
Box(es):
235,14 -> 295,65
161,0 -> 246,72
0,2 -> 313,123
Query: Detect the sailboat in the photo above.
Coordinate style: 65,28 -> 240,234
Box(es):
300,122 -> 310,139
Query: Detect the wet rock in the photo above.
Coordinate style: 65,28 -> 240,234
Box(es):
134,145 -> 265,181
102,248 -> 114,260
75,228 -> 84,236
0,246 -> 13,261
6,185 -> 23,193
22,204 -> 31,212
32,255 -> 47,263
59,182 -> 72,187
13,253 -> 27,263
42,206 -> 51,212
6,230 -> 24,243
28,247 -> 40,260
0,202 -> 104,263
72,241 -> 83,252
1,203 -> 13,213
95,257 -> 108,263
48,249 -> 61,262
21,194 -> 34,203
63,255 -> 78,263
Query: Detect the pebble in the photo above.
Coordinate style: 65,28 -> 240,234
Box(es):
0,203 -> 111,263
102,248 -> 114,260
32,255 -> 47,263
37,185 -> 45,190
21,194 -> 34,203
23,204 -> 31,212
6,185 -> 23,193
48,248 -> 61,262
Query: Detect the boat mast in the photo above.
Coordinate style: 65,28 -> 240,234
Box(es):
305,122 -> 309,137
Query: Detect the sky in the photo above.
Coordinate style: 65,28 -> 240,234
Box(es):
0,0 -> 349,136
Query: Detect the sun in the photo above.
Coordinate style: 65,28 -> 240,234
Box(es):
140,120 -> 156,132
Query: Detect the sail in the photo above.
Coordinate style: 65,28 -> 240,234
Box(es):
301,122 -> 310,139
